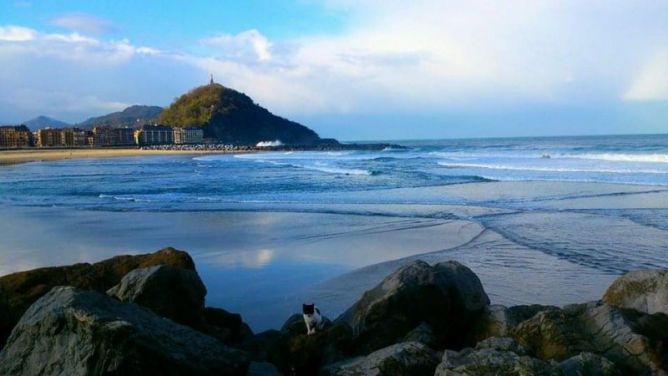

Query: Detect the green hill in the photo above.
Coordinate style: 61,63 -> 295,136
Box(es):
158,83 -> 323,145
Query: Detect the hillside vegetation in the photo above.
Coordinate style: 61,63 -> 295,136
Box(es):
158,83 -> 322,145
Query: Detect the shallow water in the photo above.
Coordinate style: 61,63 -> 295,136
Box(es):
2,135 -> 668,330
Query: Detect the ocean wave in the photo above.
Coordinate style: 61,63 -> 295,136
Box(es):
437,162 -> 668,174
304,166 -> 373,175
250,159 -> 373,175
564,153 -> 668,163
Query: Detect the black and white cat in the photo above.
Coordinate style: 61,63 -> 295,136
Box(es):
302,303 -> 324,335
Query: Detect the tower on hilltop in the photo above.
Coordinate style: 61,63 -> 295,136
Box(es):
210,74 -> 214,85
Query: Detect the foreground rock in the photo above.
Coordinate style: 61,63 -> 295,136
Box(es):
322,341 -> 440,376
254,314 -> 350,375
434,337 -> 619,376
107,265 -> 206,327
202,307 -> 254,345
336,260 -> 489,353
0,247 -> 194,347
603,269 -> 668,315
0,286 -> 249,375
468,304 -> 558,343
511,301 -> 668,374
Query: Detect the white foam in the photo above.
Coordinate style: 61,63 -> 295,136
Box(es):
256,140 -> 283,147
564,153 -> 668,163
437,161 -> 668,174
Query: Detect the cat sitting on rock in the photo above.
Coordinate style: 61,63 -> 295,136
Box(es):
302,303 -> 324,335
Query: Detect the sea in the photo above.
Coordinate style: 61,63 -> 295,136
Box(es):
2,133 -> 668,330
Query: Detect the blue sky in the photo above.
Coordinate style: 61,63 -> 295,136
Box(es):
1,0 -> 667,140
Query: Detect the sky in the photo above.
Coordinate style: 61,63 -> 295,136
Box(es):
0,0 -> 667,140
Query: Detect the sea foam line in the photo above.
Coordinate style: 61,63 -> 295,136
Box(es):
437,162 -> 668,174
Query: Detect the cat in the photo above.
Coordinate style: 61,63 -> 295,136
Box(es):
302,303 -> 324,335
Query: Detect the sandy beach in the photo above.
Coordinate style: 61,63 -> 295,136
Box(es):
0,148 -> 251,165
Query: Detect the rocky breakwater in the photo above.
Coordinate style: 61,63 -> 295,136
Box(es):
1,250 -> 667,375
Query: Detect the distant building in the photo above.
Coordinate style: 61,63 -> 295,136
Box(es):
173,127 -> 204,144
134,124 -> 174,145
93,127 -> 135,147
36,128 -> 62,147
0,125 -> 33,148
37,128 -> 93,147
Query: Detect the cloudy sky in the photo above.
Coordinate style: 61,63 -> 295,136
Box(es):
1,0 -> 666,140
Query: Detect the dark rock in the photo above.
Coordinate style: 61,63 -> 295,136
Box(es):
281,313 -> 308,337
558,352 -> 621,376
603,269 -> 668,315
203,307 -> 254,345
107,265 -> 206,327
0,247 -> 195,348
263,316 -> 352,375
322,341 -> 439,376
247,361 -> 281,376
403,322 -> 436,347
242,329 -> 283,363
336,260 -> 489,353
468,304 -> 559,343
434,347 -> 560,376
0,286 -> 249,375
511,301 -> 668,374
475,337 -> 527,355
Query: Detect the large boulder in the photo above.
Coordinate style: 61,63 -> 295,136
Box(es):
322,341 -> 439,376
559,352 -> 620,376
266,315 -> 351,375
511,301 -> 668,374
603,269 -> 668,315
202,307 -> 253,345
468,304 -> 558,343
434,337 -> 619,376
0,286 -> 249,375
0,247 -> 194,347
107,265 -> 206,327
435,347 -> 559,375
336,260 -> 489,353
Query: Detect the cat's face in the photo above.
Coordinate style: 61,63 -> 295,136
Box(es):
303,303 -> 315,315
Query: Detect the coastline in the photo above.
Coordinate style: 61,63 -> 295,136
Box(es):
0,147 -> 254,166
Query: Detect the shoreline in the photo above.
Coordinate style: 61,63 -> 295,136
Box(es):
0,148 -> 254,166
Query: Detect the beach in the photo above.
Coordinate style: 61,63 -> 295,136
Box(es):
0,147 -> 251,165
2,135 -> 668,331
2,180 -> 667,330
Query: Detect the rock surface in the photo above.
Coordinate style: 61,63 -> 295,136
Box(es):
435,337 -> 620,376
322,341 -> 439,376
603,269 -> 668,315
336,260 -> 489,353
511,301 -> 668,374
558,352 -> 620,376
468,304 -> 558,343
0,286 -> 249,375
0,247 -> 195,347
107,265 -> 206,327
202,307 -> 254,345
265,315 -> 351,375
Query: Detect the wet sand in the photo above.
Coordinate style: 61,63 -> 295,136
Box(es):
1,181 -> 667,330
0,148 -> 251,165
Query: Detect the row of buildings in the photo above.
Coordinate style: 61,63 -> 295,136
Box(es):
0,125 -> 203,148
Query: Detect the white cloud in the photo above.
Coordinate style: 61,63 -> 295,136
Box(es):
50,14 -> 117,35
624,51 -> 668,101
0,25 -> 36,41
1,0 -> 667,125
201,29 -> 273,62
